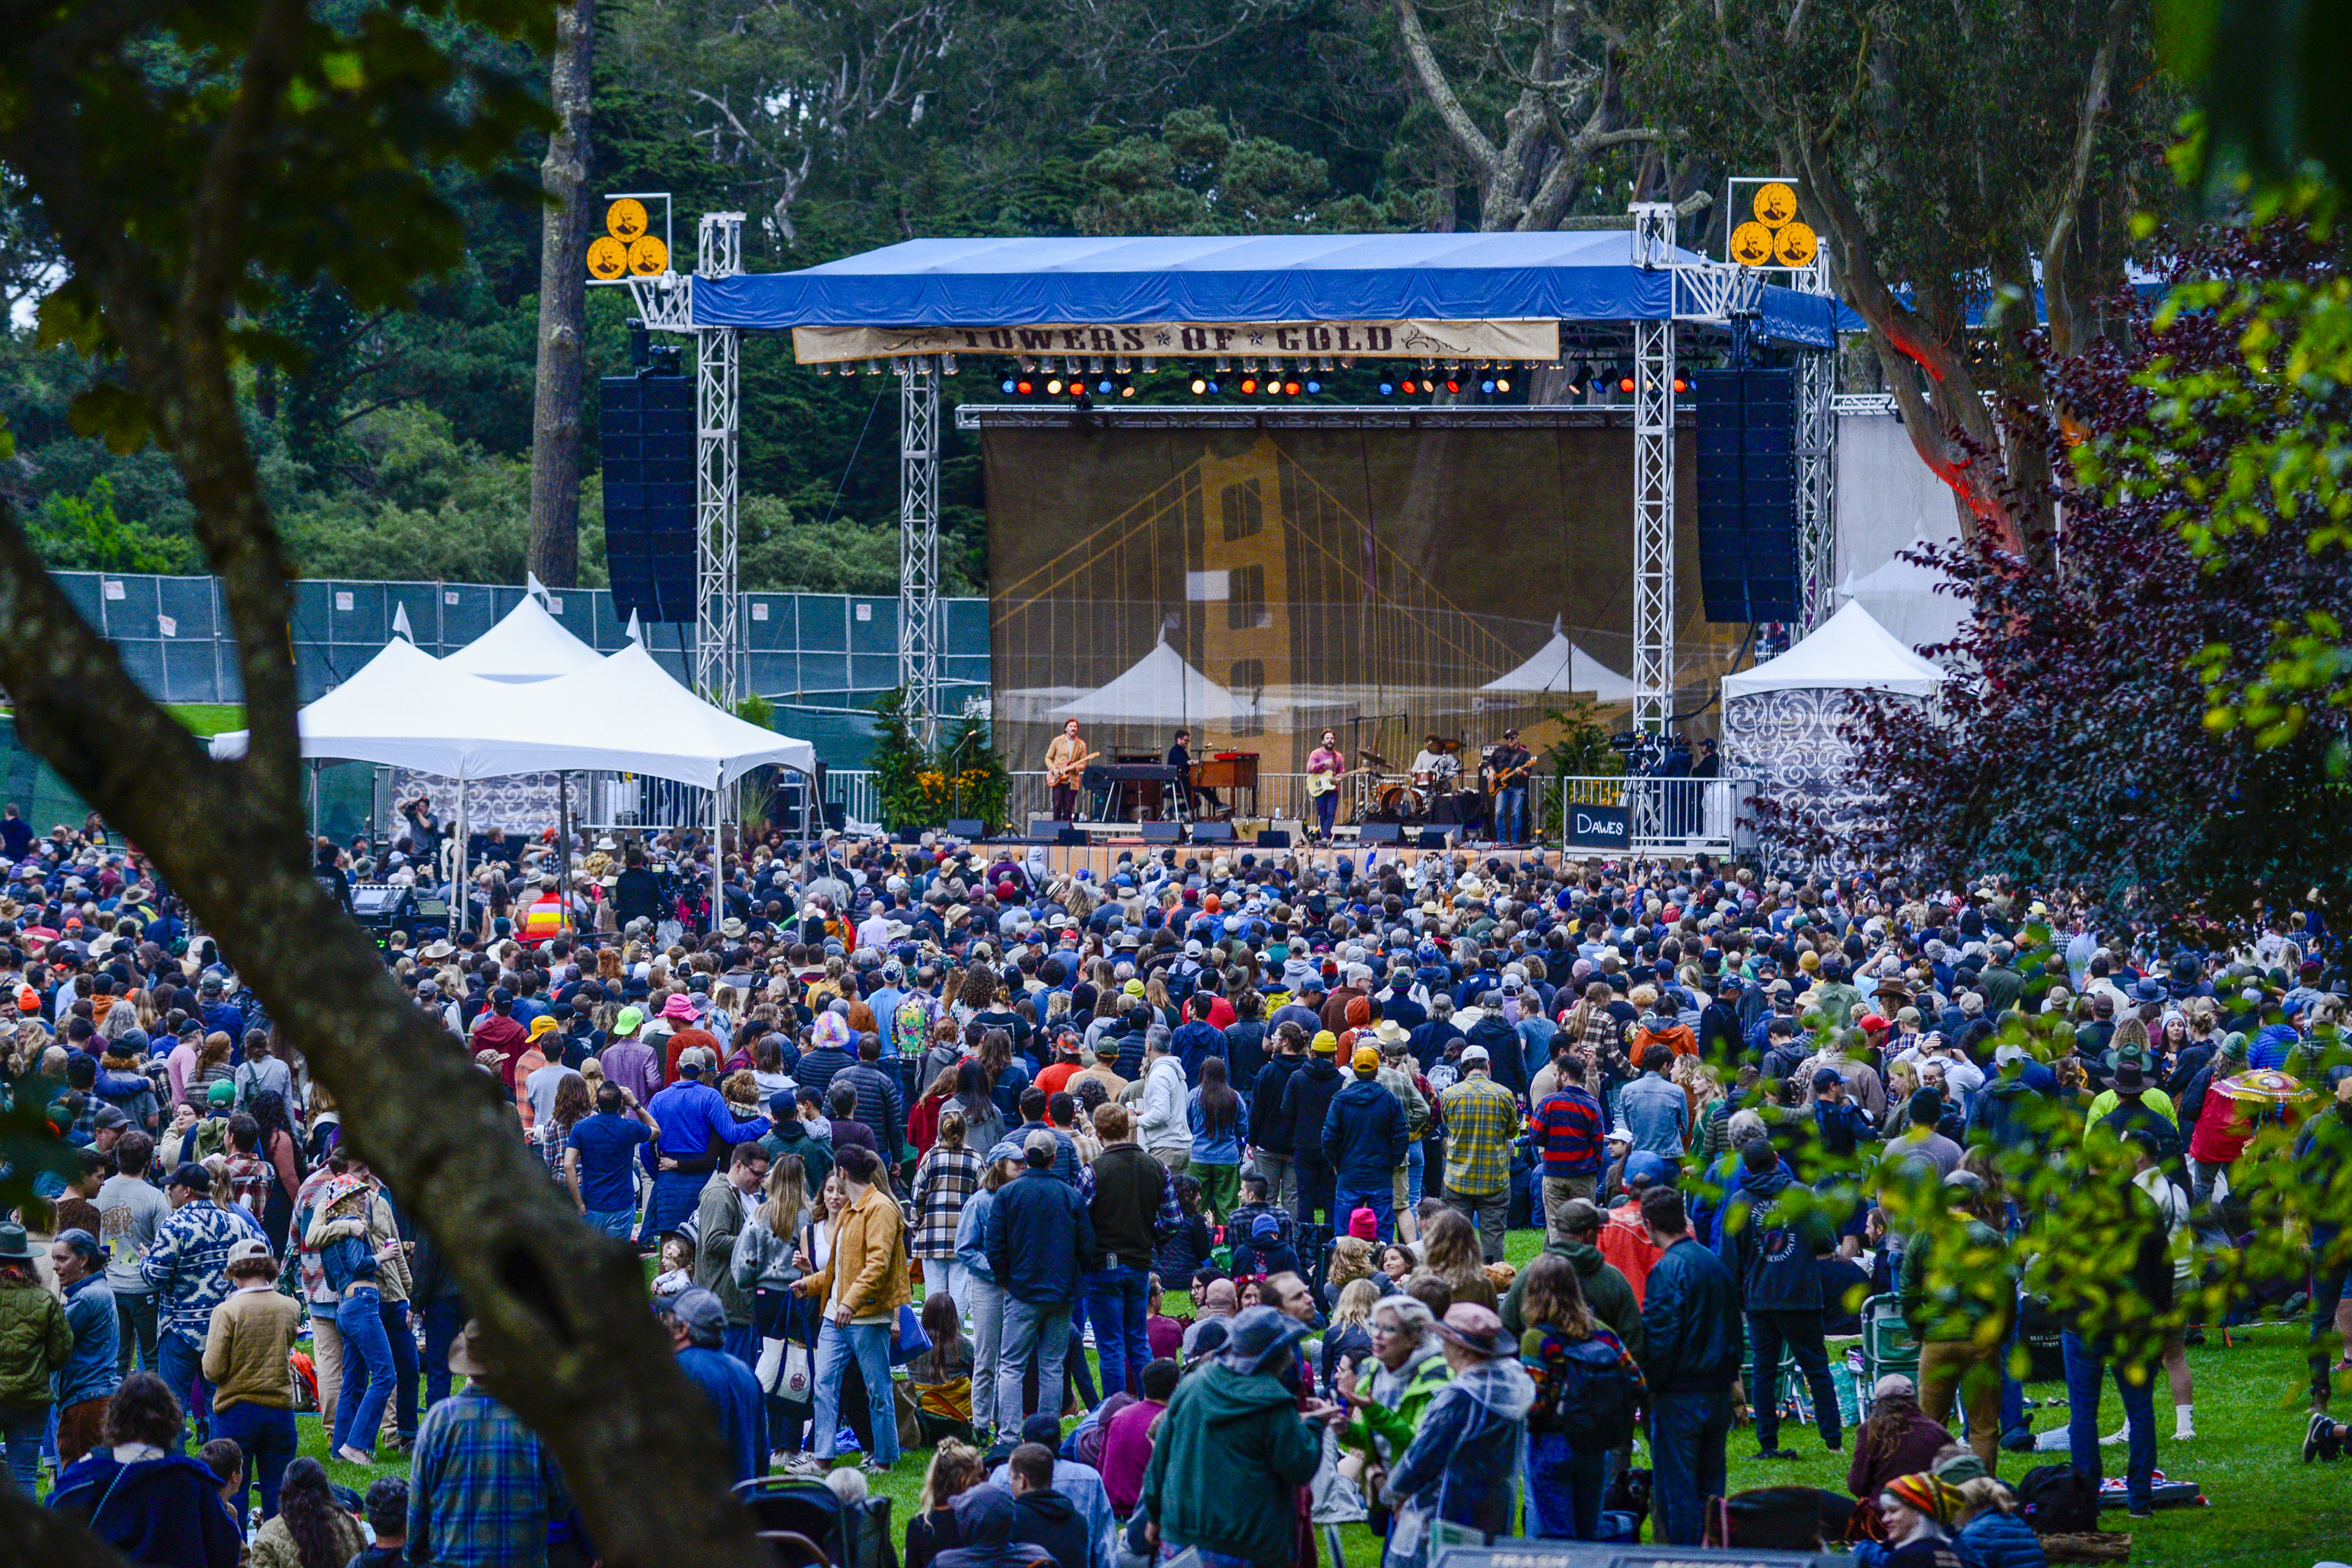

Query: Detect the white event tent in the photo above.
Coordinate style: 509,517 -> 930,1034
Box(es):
1050,635 -> 1238,725
1480,616 -> 1638,702
211,597 -> 815,902
1721,598 -> 1949,701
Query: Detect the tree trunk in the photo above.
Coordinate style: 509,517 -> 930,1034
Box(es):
0,507 -> 764,1566
528,0 -> 596,589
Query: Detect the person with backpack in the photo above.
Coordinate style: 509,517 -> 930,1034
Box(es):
1517,1253 -> 1644,1541
1717,1137 -> 1843,1459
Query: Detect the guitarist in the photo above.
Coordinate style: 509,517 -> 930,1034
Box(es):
1046,717 -> 1093,820
1485,727 -> 1535,845
1306,728 -> 1345,841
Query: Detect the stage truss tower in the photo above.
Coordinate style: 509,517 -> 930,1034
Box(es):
899,358 -> 944,743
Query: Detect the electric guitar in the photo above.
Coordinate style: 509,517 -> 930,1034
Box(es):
1305,767 -> 1348,798
1485,757 -> 1536,791
1047,749 -> 1101,789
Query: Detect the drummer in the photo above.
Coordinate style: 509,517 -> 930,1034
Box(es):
1409,733 -> 1451,784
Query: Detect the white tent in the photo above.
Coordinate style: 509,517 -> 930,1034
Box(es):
1835,544 -> 1968,655
210,638 -> 814,787
205,638 -> 524,773
440,593 -> 605,682
1481,617 -> 1638,701
1721,599 -> 1949,700
1049,635 -> 1237,724
504,641 -> 815,786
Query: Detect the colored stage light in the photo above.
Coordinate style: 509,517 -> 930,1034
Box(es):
1480,379 -> 1495,395
1001,379 -> 1016,394
1618,374 -> 1635,393
1400,379 -> 1418,395
1304,380 -> 1321,395
1191,377 -> 1208,395
1069,382 -> 1086,397
1494,376 -> 1510,393
1672,375 -> 1688,393
1378,380 -> 1395,396
1283,380 -> 1300,396
1097,379 -> 1114,394
1240,377 -> 1258,394
1205,380 -> 1220,394
1015,380 -> 1033,395
1120,383 -> 1136,398
1046,378 -> 1063,394
1444,379 -> 1461,394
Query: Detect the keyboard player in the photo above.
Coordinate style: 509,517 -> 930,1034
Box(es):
1168,728 -> 1217,816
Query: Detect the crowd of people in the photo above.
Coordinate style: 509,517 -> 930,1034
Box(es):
2,812 -> 2350,1568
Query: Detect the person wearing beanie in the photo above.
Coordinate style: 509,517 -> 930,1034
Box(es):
1348,1207 -> 1380,1242
1322,1042 -> 1407,1242
1867,1472 -> 1966,1566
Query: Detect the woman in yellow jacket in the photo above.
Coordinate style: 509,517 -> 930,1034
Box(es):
791,1144 -> 911,1474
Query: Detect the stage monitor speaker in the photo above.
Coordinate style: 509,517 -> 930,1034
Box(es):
1139,822 -> 1182,844
820,803 -> 847,832
1692,367 -> 1800,622
1418,828 -> 1451,849
946,819 -> 987,840
1256,829 -> 1291,848
1192,822 -> 1234,843
1358,822 -> 1402,844
600,372 -> 696,624
1029,815 -> 1064,838
1057,828 -> 1088,846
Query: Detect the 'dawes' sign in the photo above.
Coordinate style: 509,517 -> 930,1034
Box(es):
793,319 -> 1561,365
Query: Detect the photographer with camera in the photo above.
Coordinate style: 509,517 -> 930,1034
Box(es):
613,847 -> 665,930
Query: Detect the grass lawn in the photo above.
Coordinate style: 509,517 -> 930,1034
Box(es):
271,1228 -> 2352,1566
1,702 -> 242,735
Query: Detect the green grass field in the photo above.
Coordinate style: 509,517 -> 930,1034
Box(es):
267,1229 -> 2352,1565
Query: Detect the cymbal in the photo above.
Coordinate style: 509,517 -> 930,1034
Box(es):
1357,749 -> 1392,768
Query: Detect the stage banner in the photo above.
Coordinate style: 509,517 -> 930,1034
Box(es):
793,319 -> 1561,365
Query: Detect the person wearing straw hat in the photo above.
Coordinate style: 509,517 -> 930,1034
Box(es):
1380,1304 -> 1536,1568
406,1320 -> 570,1568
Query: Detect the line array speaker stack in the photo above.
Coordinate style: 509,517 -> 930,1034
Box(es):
1694,367 -> 1800,622
600,373 -> 695,624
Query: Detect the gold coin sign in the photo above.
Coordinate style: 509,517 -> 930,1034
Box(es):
606,198 -> 650,242
1752,182 -> 1799,228
1773,221 -> 1818,267
1730,221 -> 1776,268
625,234 -> 670,276
585,235 -> 629,280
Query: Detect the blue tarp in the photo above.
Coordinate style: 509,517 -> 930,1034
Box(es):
692,232 -> 1857,348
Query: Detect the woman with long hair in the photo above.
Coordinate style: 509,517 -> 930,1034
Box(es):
907,1290 -> 975,1449
732,1153 -> 812,1461
1517,1254 -> 1643,1540
909,1066 -> 960,1162
906,1439 -> 987,1568
1186,1056 -> 1247,1223
1421,1209 -> 1497,1311
975,1028 -> 1028,1124
244,1089 -> 305,1254
250,1455 -> 366,1568
912,1108 -> 985,1309
540,1074 -> 594,1179
1846,1375 -> 1958,1523
950,1058 -> 1006,1156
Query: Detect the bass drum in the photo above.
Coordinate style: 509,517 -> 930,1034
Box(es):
1373,781 -> 1427,822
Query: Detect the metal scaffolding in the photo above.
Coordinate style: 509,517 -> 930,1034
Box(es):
1630,202 -> 1679,739
1794,252 -> 1838,629
899,358 -> 944,743
695,213 -> 744,707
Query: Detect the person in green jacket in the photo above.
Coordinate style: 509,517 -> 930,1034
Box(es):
1497,1201 -> 1646,1360
0,1219 -> 75,1493
1141,1306 -> 1333,1568
1334,1295 -> 1451,1481
1898,1171 -> 2014,1473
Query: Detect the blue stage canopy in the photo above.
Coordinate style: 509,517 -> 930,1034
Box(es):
691,231 -> 1854,348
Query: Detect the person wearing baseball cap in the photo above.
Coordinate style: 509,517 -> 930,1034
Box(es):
1438,1044 -> 1519,1262
1323,1038 -> 1407,1241
640,1039 -> 770,1245
204,1236 -> 302,1519
145,1159 -> 265,1446
657,1286 -> 765,1484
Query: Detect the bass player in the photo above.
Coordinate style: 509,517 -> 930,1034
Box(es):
1485,727 -> 1535,844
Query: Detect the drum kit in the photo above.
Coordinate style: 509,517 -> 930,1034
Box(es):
1361,739 -> 1472,825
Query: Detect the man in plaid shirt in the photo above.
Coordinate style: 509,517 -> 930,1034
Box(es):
1438,1045 -> 1520,1263
407,1322 -> 571,1567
